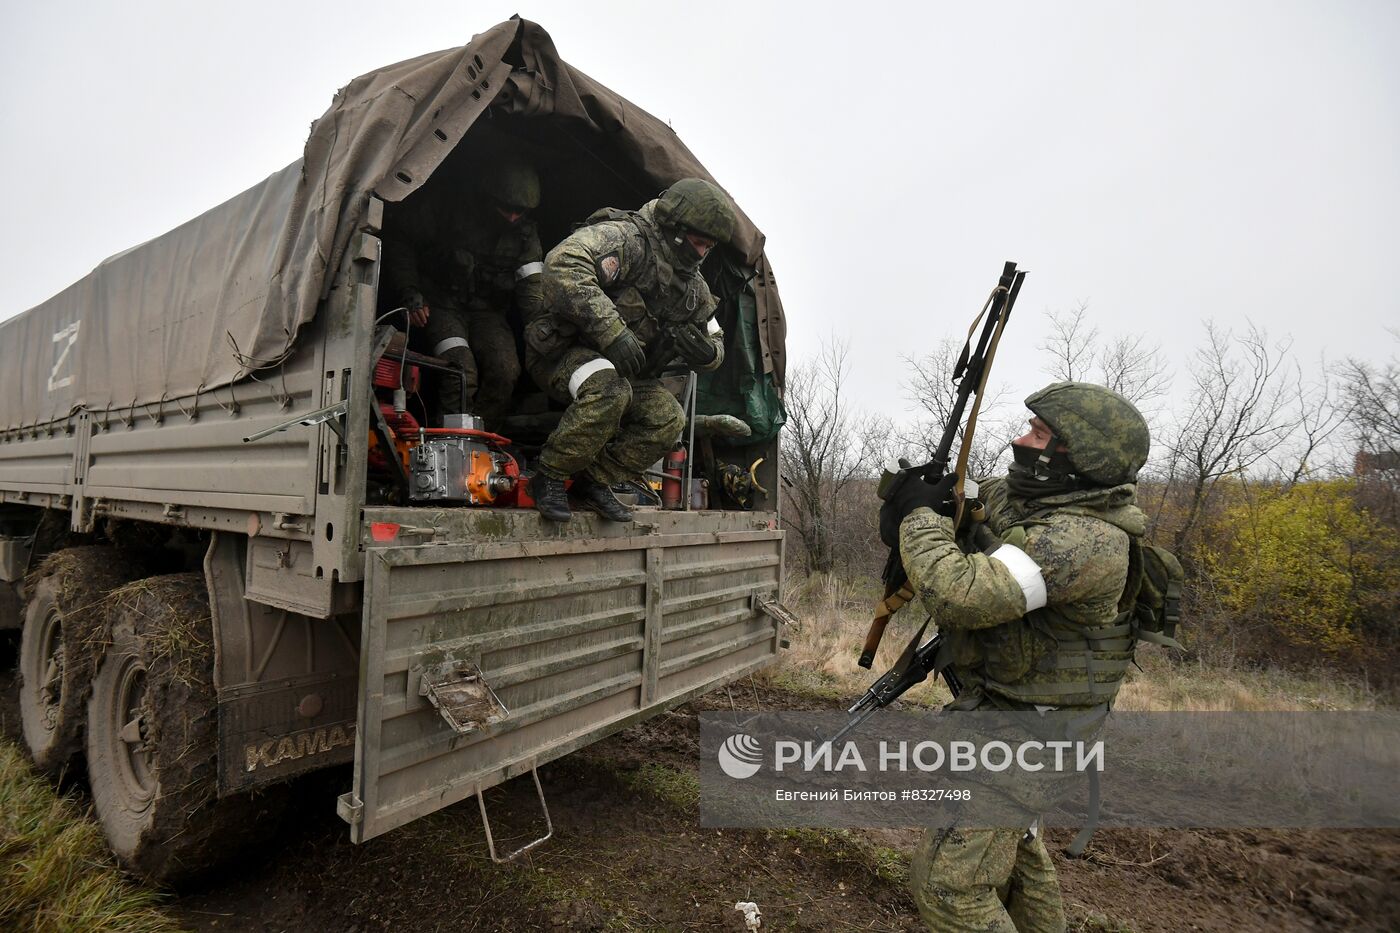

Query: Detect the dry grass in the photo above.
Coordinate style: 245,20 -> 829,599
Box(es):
764,573 -> 952,707
1115,651 -> 1379,711
0,740 -> 182,933
773,573 -> 1381,713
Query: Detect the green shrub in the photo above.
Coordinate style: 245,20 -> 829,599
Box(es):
1203,479 -> 1400,661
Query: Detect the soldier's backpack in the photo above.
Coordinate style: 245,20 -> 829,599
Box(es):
1122,540 -> 1186,651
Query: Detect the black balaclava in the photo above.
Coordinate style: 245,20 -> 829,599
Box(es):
1006,428 -> 1091,499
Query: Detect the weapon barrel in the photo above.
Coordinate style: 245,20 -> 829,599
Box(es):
828,705 -> 881,746
928,261 -> 1019,473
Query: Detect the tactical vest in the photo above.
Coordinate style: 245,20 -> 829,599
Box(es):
955,519 -> 1183,710
581,207 -> 710,342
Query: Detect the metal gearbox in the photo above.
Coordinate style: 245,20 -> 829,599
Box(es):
409,431 -> 518,504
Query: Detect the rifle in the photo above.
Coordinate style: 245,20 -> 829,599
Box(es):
857,261 -> 1025,673
832,617 -> 953,744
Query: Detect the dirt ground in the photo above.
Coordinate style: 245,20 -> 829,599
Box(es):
2,634 -> 1397,932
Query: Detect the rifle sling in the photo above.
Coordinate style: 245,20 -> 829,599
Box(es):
874,583 -> 915,622
952,283 -> 1012,525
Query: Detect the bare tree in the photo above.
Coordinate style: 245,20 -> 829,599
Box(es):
1340,339 -> 1400,522
1341,343 -> 1400,459
898,337 -> 1015,479
1098,332 -> 1172,408
1164,321 -> 1298,552
1042,305 -> 1172,409
780,339 -> 884,574
1270,359 -> 1351,486
1039,303 -> 1099,382
1035,305 -> 1176,478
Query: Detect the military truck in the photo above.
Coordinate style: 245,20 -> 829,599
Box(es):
0,18 -> 790,881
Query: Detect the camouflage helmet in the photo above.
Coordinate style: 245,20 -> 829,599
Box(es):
1025,382 -> 1150,485
655,178 -> 736,244
478,160 -> 540,211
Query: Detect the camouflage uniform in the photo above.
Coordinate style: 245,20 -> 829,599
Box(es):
525,199 -> 725,484
382,186 -> 543,419
898,383 -> 1150,933
910,827 -> 1062,933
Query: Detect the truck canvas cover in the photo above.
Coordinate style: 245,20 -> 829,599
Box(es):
0,17 -> 787,431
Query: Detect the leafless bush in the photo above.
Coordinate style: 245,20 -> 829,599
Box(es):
1340,339 -> 1400,523
779,339 -> 885,575
1159,321 -> 1297,553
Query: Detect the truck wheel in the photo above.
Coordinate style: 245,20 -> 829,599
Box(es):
86,573 -> 287,885
19,546 -> 141,775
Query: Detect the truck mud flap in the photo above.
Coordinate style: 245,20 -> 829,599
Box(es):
339,519 -> 785,843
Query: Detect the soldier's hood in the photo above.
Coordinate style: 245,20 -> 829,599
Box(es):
1001,479 -> 1148,537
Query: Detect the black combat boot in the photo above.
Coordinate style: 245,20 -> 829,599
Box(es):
531,473 -> 572,523
571,476 -> 634,523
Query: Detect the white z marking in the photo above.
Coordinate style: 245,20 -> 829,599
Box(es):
48,321 -> 80,391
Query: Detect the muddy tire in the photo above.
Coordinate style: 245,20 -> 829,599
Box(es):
86,573 -> 287,885
18,546 -> 142,775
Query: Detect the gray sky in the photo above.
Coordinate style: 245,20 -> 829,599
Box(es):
2,0 -> 1397,433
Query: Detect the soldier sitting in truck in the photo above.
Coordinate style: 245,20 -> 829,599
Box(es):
382,159 -> 545,423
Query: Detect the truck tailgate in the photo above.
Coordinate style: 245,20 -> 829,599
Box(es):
341,508 -> 785,842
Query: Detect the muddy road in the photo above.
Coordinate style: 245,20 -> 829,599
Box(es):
2,634 -> 1396,931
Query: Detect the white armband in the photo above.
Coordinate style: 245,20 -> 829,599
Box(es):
567,358 -> 616,399
989,544 -> 1048,611
515,261 -> 544,280
433,337 -> 470,356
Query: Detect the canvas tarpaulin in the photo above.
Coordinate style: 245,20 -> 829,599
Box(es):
698,254 -> 786,445
0,16 -> 785,431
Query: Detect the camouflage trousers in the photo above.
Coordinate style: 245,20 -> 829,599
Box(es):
528,346 -> 685,484
421,302 -> 521,419
909,826 -> 1065,932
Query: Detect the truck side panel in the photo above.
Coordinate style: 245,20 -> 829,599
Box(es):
0,433 -> 73,501
344,509 -> 784,842
80,347 -> 321,517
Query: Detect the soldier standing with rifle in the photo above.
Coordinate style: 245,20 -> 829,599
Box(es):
876,377 -> 1152,932
837,263 -> 1155,930
523,178 -> 734,523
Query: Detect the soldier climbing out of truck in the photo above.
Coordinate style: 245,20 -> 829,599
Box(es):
523,178 -> 736,524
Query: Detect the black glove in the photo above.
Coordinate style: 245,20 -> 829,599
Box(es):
602,328 -> 646,379
671,322 -> 718,367
878,471 -> 959,548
